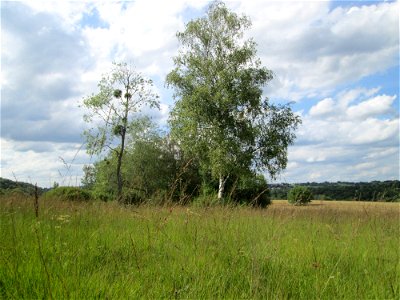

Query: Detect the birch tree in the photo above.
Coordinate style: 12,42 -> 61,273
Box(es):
166,1 -> 301,199
82,62 -> 159,201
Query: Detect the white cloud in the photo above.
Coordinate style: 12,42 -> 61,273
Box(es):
234,0 -> 399,99
349,118 -> 398,145
280,144 -> 398,183
81,0 -> 209,79
347,94 -> 396,119
353,162 -> 376,171
304,117 -> 398,146
21,0 -> 92,29
288,145 -> 355,164
364,147 -> 398,160
279,86 -> 399,183
309,98 -> 335,117
1,138 -> 90,187
337,87 -> 381,108
302,89 -> 399,146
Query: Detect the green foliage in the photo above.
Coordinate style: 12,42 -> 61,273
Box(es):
166,1 -> 300,198
88,118 -> 202,204
43,186 -> 92,201
82,62 -> 160,156
81,165 -> 95,189
288,186 -> 313,205
0,177 -> 45,196
125,140 -> 175,198
82,62 -> 160,200
79,4 -> 300,205
271,181 -> 400,202
113,89 -> 122,98
121,189 -> 146,205
87,156 -> 117,201
1,187 -> 31,198
193,173 -> 271,207
229,174 -> 271,207
87,115 -> 272,207
90,189 -> 113,202
192,194 -> 220,207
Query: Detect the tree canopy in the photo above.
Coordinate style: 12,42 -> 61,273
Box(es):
166,1 -> 301,199
82,62 -> 159,201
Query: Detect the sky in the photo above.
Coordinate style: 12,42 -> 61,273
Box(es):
1,0 -> 399,187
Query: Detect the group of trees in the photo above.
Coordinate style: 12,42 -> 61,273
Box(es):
81,117 -> 272,206
0,178 -> 46,196
81,2 -> 300,206
270,181 -> 400,202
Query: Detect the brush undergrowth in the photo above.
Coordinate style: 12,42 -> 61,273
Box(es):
0,196 -> 399,299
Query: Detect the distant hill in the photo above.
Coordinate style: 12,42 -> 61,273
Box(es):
270,180 -> 400,202
0,177 -> 47,196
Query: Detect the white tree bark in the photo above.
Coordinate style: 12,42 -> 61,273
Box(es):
218,175 -> 226,199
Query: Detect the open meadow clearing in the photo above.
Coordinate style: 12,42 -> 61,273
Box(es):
1,196 -> 399,299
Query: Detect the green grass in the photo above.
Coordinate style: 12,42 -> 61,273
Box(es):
1,196 -> 399,299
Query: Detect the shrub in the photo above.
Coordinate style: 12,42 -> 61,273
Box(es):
287,186 -> 313,205
43,186 -> 92,201
230,174 -> 271,207
91,190 -> 113,202
192,194 -> 219,207
121,189 -> 146,205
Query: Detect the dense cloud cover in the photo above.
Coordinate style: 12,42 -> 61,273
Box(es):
1,0 -> 398,187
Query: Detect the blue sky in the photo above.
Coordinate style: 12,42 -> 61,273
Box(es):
1,0 -> 399,187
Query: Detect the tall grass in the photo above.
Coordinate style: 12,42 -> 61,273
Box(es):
0,196 -> 399,299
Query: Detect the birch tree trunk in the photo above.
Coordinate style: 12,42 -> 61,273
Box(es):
218,175 -> 226,200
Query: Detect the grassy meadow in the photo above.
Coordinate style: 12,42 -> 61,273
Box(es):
0,196 -> 399,299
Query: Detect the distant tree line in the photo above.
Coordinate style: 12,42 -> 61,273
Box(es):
270,181 -> 400,202
0,178 -> 47,196
2,177 -> 398,203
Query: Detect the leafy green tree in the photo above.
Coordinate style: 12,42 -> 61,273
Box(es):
81,165 -> 95,189
123,118 -> 176,201
229,173 -> 271,207
88,117 -> 201,204
82,62 -> 159,201
287,186 -> 313,205
166,1 -> 301,199
90,156 -> 117,201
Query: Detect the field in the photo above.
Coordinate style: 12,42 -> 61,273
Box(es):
1,196 -> 399,299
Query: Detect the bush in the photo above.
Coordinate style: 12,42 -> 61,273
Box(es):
288,186 -> 313,205
192,194 -> 219,207
121,189 -> 147,205
230,174 -> 271,207
43,187 -> 92,201
91,190 -> 113,202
